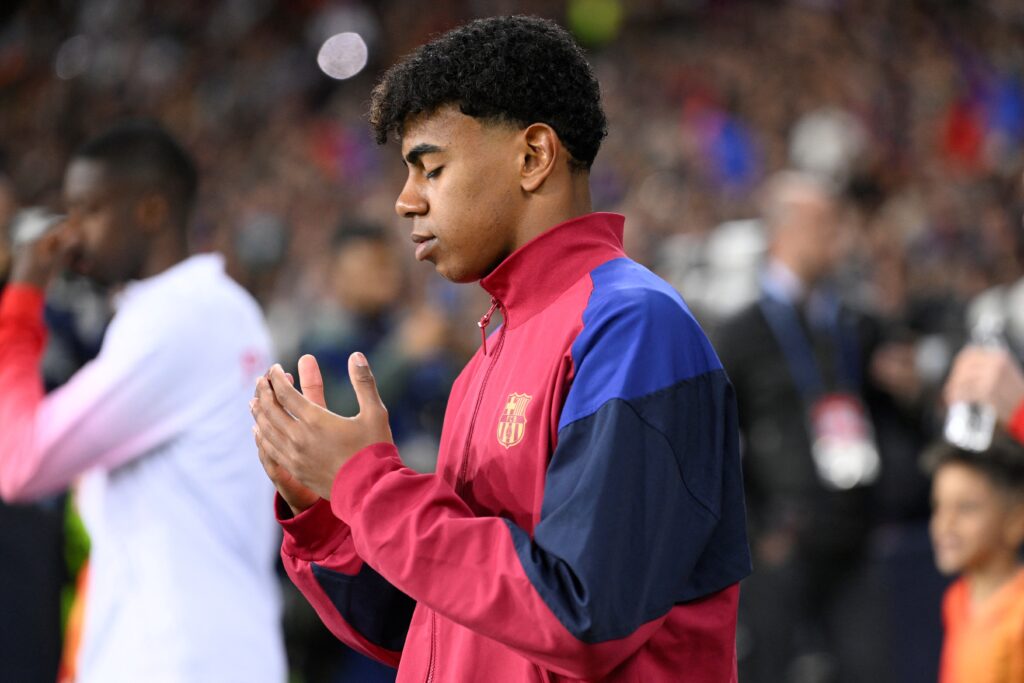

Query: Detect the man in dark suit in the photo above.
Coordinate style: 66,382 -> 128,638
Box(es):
716,171 -> 891,683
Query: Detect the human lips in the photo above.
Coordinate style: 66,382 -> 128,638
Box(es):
411,232 -> 437,261
68,247 -> 94,276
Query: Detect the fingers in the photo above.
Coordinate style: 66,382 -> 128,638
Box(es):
267,364 -> 318,422
944,354 -> 979,405
253,377 -> 299,440
254,424 -> 314,509
51,220 -> 80,255
252,419 -> 290,473
944,347 -> 1007,405
348,352 -> 385,416
254,426 -> 285,479
298,354 -> 327,408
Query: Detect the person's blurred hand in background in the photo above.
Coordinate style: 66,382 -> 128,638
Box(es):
944,346 -> 1024,431
9,220 -> 76,289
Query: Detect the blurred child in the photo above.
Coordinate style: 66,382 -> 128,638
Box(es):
928,436 -> 1024,683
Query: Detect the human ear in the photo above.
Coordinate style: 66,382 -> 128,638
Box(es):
134,193 -> 170,234
520,123 -> 560,193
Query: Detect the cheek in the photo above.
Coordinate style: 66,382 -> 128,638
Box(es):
956,513 -> 998,549
86,207 -> 121,243
79,219 -> 106,254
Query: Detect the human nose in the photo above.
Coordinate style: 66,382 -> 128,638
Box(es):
60,211 -> 82,239
48,216 -> 81,255
395,175 -> 427,218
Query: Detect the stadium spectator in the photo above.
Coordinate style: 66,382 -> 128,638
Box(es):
927,436 -> 1024,683
294,220 -> 456,466
715,171 -> 889,683
0,122 -> 286,682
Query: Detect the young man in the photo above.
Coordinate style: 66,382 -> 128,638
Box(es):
929,437 -> 1024,683
252,16 -> 750,681
0,123 -> 285,682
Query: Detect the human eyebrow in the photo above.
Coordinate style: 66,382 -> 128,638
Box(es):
403,143 -> 444,167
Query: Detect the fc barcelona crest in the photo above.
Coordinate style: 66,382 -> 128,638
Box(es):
497,393 -> 532,449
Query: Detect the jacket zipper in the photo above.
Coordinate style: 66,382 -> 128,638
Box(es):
460,296 -> 506,491
478,298 -> 499,356
425,297 -> 507,683
426,610 -> 437,683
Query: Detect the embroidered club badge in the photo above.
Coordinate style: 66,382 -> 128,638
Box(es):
497,393 -> 532,449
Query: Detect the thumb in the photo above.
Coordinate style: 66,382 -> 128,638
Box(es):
297,354 -> 327,408
348,352 -> 385,416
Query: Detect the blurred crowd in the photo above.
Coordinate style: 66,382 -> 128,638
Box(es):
2,0 -> 1024,682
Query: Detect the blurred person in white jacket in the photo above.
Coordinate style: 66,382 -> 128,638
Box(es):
0,122 -> 285,682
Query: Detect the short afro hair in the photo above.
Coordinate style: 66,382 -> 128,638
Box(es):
369,15 -> 607,172
75,121 -> 198,226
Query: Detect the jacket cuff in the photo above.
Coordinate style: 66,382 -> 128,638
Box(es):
329,442 -> 404,524
1009,400 -> 1024,447
277,495 -> 351,561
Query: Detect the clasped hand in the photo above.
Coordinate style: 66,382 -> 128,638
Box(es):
250,353 -> 393,514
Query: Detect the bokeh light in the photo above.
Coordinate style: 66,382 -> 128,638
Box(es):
317,32 -> 368,81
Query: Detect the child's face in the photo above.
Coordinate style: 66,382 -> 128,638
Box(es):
930,463 -> 1023,575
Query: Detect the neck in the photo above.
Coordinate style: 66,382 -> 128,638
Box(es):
769,245 -> 814,289
140,231 -> 188,280
513,172 -> 593,250
966,556 -> 1023,607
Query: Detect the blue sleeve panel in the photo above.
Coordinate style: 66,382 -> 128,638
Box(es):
509,257 -> 751,644
311,561 -> 416,652
558,258 -> 723,430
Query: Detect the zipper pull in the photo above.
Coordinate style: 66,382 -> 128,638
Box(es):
478,298 -> 499,355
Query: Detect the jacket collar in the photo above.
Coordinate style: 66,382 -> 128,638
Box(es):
480,212 -> 625,328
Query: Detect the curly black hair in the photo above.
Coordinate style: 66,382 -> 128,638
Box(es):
370,15 -> 607,172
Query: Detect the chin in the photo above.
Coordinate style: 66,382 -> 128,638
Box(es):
436,264 -> 480,284
934,553 -> 965,576
80,268 -> 118,288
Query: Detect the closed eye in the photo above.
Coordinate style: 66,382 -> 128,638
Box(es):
425,166 -> 444,180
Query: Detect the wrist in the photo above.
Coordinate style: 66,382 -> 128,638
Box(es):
9,262 -> 52,289
286,493 -> 319,517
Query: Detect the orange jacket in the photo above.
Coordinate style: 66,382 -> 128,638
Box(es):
940,568 -> 1024,683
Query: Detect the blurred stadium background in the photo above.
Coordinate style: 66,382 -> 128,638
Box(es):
1,1 -> 1023,682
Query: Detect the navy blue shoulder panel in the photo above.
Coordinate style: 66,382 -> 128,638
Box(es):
560,257 -> 722,431
509,258 -> 750,644
510,372 -> 750,643
311,561 -> 416,653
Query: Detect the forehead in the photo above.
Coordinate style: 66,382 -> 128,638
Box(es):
934,463 -> 996,497
63,158 -> 113,201
400,105 -> 511,155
